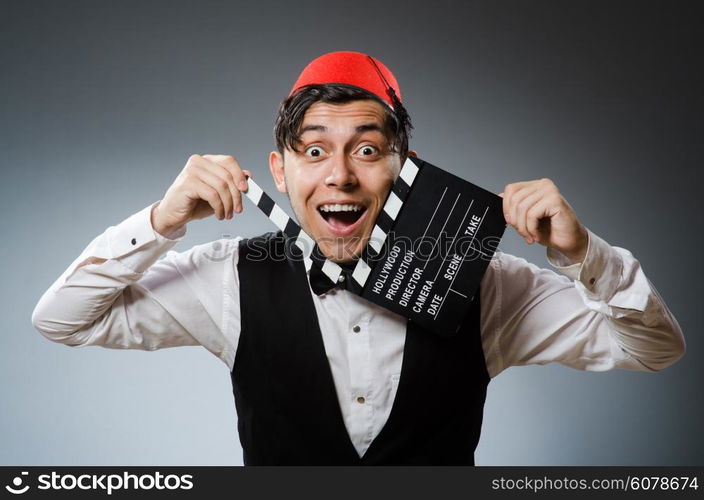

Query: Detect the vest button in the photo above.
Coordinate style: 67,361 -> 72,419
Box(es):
352,325 -> 361,333
356,396 -> 365,404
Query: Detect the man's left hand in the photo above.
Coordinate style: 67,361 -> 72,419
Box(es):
500,178 -> 588,264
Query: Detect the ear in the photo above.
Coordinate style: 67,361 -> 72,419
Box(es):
408,150 -> 418,158
269,151 -> 287,194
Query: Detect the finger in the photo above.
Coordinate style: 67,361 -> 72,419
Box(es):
526,197 -> 554,244
205,155 -> 242,214
207,154 -> 248,191
509,185 -> 539,229
192,178 -> 225,220
502,181 -> 534,224
237,169 -> 254,199
185,155 -> 228,220
515,191 -> 544,243
526,202 -> 545,243
202,155 -> 241,217
207,155 -> 247,213
193,163 -> 233,219
501,188 -> 513,224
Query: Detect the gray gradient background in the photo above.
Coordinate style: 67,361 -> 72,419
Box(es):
2,0 -> 701,465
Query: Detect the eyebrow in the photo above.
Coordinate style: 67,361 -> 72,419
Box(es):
298,123 -> 385,135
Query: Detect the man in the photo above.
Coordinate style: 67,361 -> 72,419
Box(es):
32,51 -> 685,465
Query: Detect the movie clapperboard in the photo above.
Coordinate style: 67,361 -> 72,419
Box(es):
242,156 -> 506,336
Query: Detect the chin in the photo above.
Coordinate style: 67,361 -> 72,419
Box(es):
316,233 -> 368,263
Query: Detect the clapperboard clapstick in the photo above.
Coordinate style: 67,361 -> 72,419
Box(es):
242,156 -> 506,336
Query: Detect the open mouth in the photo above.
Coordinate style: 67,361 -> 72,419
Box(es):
317,202 -> 368,236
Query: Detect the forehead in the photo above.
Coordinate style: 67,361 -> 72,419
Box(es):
300,100 -> 387,130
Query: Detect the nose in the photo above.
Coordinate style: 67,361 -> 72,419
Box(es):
324,154 -> 358,190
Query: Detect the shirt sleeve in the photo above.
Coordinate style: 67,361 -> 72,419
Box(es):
31,201 -> 240,369
480,228 -> 686,379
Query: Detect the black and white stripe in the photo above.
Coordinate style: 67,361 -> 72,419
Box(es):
242,156 -> 420,292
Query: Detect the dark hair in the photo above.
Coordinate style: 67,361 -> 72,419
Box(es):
273,83 -> 413,158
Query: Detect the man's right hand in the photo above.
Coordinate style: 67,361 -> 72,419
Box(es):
151,154 -> 252,237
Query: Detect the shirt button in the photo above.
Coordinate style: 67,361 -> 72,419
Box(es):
131,238 -> 137,245
356,396 -> 365,404
352,325 -> 361,333
338,275 -> 345,283
589,277 -> 596,285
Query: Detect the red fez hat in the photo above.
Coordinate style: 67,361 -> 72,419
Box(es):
289,51 -> 402,109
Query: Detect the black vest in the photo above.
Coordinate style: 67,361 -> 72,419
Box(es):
231,232 -> 489,465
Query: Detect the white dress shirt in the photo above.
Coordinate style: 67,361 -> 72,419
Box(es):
31,201 -> 686,458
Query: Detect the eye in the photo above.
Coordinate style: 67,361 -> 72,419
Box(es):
304,146 -> 325,158
357,145 -> 378,156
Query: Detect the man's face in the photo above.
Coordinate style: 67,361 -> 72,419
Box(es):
269,99 -> 402,263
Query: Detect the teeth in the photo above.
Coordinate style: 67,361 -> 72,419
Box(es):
319,204 -> 363,213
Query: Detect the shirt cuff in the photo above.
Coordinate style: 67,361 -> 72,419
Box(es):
106,201 -> 187,273
546,228 -> 622,303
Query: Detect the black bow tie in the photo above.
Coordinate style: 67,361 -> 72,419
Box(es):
308,259 -> 360,296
